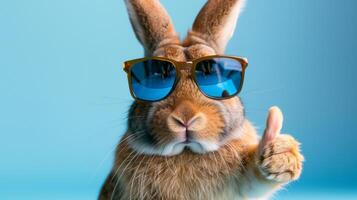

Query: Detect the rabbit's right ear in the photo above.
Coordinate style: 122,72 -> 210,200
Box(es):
124,0 -> 180,56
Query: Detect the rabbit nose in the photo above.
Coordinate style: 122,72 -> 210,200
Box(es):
167,101 -> 207,133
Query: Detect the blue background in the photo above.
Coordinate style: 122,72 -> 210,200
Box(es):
1,0 -> 356,199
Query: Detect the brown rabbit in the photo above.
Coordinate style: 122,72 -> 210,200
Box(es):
99,0 -> 303,199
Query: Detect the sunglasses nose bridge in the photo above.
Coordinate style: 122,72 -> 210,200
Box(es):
176,61 -> 194,77
177,61 -> 192,70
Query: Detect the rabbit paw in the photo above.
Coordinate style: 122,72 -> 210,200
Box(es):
258,134 -> 303,182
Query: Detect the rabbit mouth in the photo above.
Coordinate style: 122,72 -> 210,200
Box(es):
127,134 -> 222,156
127,122 -> 245,157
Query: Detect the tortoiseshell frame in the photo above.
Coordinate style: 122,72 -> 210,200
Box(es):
123,55 -> 249,102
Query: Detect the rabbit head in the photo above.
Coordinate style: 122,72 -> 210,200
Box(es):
124,0 -> 246,156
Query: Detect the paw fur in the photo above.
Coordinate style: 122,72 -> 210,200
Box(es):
258,135 -> 304,182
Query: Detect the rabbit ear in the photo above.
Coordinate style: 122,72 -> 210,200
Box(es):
124,0 -> 180,55
184,0 -> 246,54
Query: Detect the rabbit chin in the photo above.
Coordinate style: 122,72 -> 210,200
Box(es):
128,139 -> 221,156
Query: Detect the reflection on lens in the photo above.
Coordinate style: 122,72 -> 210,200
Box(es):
130,59 -> 176,101
195,57 -> 243,98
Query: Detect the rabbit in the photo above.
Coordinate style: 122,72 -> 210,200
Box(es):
99,0 -> 304,199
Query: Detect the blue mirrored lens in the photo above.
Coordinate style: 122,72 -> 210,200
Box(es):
195,58 -> 243,98
130,59 -> 176,101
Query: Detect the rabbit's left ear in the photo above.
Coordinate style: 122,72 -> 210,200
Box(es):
184,0 -> 246,54
124,0 -> 180,56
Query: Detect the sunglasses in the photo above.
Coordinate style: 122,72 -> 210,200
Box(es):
123,55 -> 248,102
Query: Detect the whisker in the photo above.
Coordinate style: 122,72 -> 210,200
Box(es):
89,142 -> 118,182
129,156 -> 145,200
111,150 -> 140,200
141,154 -> 155,199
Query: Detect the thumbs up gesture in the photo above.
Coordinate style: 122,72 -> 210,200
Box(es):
257,106 -> 304,182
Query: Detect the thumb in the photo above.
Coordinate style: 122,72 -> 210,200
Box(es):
259,106 -> 284,152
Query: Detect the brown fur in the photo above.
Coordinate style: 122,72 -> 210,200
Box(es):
99,0 -> 303,199
102,121 -> 259,200
124,0 -> 181,55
